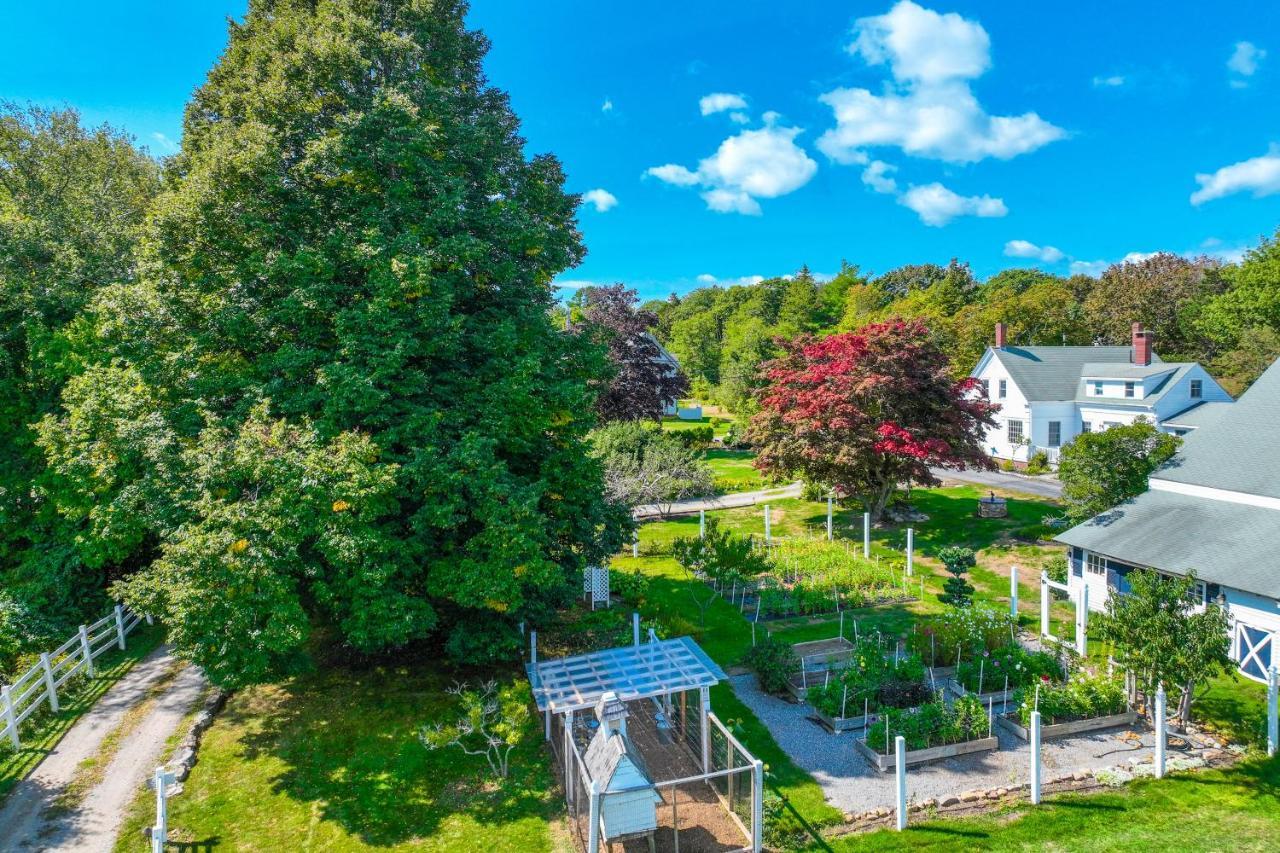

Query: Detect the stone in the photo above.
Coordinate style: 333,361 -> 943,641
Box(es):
940,795 -> 960,807
1202,749 -> 1225,760
960,790 -> 982,802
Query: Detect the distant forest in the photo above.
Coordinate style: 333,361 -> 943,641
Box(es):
612,233 -> 1280,425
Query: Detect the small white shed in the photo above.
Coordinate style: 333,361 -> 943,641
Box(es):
583,693 -> 661,844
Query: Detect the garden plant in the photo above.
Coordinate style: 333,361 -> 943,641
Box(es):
1014,669 -> 1128,727
806,636 -> 932,719
865,693 -> 990,754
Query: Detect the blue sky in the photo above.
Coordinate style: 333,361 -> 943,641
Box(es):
4,2 -> 1279,301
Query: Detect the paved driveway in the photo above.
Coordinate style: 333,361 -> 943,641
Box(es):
929,466 -> 1063,499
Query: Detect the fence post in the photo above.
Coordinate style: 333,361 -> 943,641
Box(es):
906,528 -> 913,576
700,686 -> 711,773
764,505 -> 771,544
1154,683 -> 1166,778
826,496 -> 833,541
894,735 -> 907,831
752,759 -> 764,853
145,613 -> 154,626
40,653 -> 59,713
114,604 -> 127,650
1268,665 -> 1278,758
1030,710 -> 1041,804
699,508 -> 706,539
1010,565 -> 1019,619
79,625 -> 96,678
150,766 -> 175,853
586,779 -> 601,853
632,612 -> 640,647
632,531 -> 639,558
1040,572 -> 1050,637
863,512 -> 871,558
1075,584 -> 1089,656
2,685 -> 18,749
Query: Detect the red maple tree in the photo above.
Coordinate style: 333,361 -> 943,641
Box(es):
749,319 -> 997,521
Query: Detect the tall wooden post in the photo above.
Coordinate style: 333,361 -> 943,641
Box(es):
1040,572 -> 1050,637
1010,565 -> 1019,618
752,759 -> 764,853
894,736 -> 907,831
1075,584 -> 1089,656
40,653 -> 59,713
1,686 -> 17,749
863,512 -> 871,558
114,604 -> 127,650
79,625 -> 95,678
826,496 -> 833,541
1030,710 -> 1042,804
906,528 -> 914,576
1268,665 -> 1278,757
700,686 -> 711,772
587,780 -> 601,853
699,508 -> 706,539
1155,683 -> 1166,778
763,505 -> 771,544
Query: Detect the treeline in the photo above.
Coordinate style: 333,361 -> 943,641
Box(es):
644,242 -> 1280,420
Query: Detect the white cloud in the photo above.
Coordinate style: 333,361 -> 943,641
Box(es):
729,111 -> 750,124
582,188 -> 618,212
1190,145 -> 1280,204
553,279 -> 598,290
1093,74 -> 1126,88
699,92 -> 749,116
696,273 -> 765,286
646,118 -> 818,216
817,1 -> 1065,165
601,98 -> 614,113
1228,41 -> 1266,78
1004,239 -> 1065,263
1068,260 -> 1107,276
861,160 -> 898,194
898,182 -> 1006,226
151,132 -> 178,154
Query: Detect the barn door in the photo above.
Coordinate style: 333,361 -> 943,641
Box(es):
1236,623 -> 1274,682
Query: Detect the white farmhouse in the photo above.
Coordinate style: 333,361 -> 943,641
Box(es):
970,322 -> 1232,465
1056,357 -> 1280,683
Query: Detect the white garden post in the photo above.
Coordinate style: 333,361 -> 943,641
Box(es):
700,686 -> 711,772
699,508 -> 706,539
587,780 -> 602,853
633,612 -> 641,647
1010,565 -> 1019,619
632,531 -> 639,558
894,736 -> 907,831
826,496 -> 833,541
150,766 -> 176,853
905,528 -> 914,576
752,759 -> 764,853
2,686 -> 17,749
1040,572 -> 1050,638
530,630 -> 538,664
764,505 -> 771,544
1155,683 -> 1166,778
79,624 -> 95,678
1030,710 -> 1042,804
1075,584 -> 1089,656
114,604 -> 127,650
863,512 -> 871,558
40,653 -> 59,713
1268,665 -> 1278,757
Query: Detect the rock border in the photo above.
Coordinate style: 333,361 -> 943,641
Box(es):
165,687 -> 230,792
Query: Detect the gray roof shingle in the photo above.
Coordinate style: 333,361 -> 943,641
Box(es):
991,346 -> 1157,402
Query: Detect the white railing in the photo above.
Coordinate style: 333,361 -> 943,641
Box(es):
1,604 -> 149,750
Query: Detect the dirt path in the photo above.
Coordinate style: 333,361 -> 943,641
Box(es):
0,645 -> 207,853
632,482 -> 804,519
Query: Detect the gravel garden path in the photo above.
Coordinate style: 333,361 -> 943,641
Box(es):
731,673 -> 1184,814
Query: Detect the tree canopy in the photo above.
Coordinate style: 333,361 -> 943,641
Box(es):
749,318 -> 997,521
1056,420 -> 1181,523
36,0 -> 626,686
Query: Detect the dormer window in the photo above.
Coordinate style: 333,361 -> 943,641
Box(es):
1092,381 -> 1103,395
1190,379 -> 1202,399
998,379 -> 1007,399
1124,381 -> 1135,398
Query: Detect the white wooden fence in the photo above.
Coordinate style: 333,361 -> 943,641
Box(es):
1,604 -> 149,750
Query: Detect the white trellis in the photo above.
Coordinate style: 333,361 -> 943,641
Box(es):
583,565 -> 611,610
1040,571 -> 1088,655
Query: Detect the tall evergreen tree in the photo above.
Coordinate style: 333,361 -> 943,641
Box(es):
39,0 -> 625,685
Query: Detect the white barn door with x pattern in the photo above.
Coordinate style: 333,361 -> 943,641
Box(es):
1237,623 -> 1275,683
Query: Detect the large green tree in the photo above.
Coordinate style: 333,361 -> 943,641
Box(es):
1056,420 -> 1180,522
38,0 -> 625,686
0,103 -> 160,627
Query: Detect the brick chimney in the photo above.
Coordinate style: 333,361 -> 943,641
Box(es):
1132,322 -> 1153,366
995,322 -> 1007,349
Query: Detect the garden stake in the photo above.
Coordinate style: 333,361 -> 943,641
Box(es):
841,685 -> 849,719
754,597 -> 761,622
978,659 -> 985,695
865,697 -> 869,724
988,696 -> 993,737
839,611 -> 845,640
824,670 -> 830,688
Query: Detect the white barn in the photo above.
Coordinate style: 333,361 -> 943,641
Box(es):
1056,357 -> 1280,683
970,322 -> 1232,465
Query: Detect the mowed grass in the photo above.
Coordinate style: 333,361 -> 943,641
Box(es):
0,624 -> 163,804
821,757 -> 1280,851
704,448 -> 766,493
114,664 -> 560,853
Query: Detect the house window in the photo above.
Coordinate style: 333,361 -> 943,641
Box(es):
978,379 -> 989,398
1124,381 -> 1135,398
1190,379 -> 1202,399
1092,381 -> 1103,395
1081,420 -> 1092,433
1047,421 -> 1061,447
1007,419 -> 1023,444
1085,553 -> 1106,576
1188,580 -> 1207,606
998,379 -> 1007,399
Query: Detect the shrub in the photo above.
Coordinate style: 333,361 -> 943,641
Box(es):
609,567 -> 651,603
1014,669 -> 1127,727
669,425 -> 715,448
937,546 -> 976,607
906,605 -> 1015,667
1044,553 -> 1069,584
865,693 -> 988,753
806,636 -> 930,719
955,644 -> 1064,693
1024,450 -> 1051,475
743,635 -> 799,694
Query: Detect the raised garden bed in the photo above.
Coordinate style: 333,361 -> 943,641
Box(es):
814,708 -> 871,732
946,679 -> 1016,707
997,710 -> 1137,741
853,733 -> 999,771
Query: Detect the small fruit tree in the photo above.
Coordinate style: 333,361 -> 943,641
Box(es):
419,680 -> 529,779
672,519 -> 769,625
937,546 -> 977,607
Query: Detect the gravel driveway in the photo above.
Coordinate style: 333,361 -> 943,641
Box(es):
731,674 -> 1178,813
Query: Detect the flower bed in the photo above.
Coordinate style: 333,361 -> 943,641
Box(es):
948,643 -> 1065,702
754,537 -> 907,618
857,694 -> 997,771
1001,670 -> 1131,739
906,605 -> 1016,667
804,637 -> 932,725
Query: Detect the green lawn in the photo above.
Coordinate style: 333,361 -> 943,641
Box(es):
0,624 -> 164,803
821,757 -> 1280,851
661,412 -> 733,438
704,448 -> 765,493
114,664 -> 559,852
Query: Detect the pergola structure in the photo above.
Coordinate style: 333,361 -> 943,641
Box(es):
527,629 -> 762,853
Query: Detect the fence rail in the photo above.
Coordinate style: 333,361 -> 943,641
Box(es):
1,604 -> 149,750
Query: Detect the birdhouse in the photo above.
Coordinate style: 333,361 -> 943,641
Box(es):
584,693 -> 661,842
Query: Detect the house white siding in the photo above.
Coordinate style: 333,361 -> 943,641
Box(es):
1151,364 -> 1233,425
972,351 -> 1032,462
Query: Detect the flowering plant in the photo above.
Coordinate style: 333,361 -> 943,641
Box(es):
955,643 -> 1063,693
